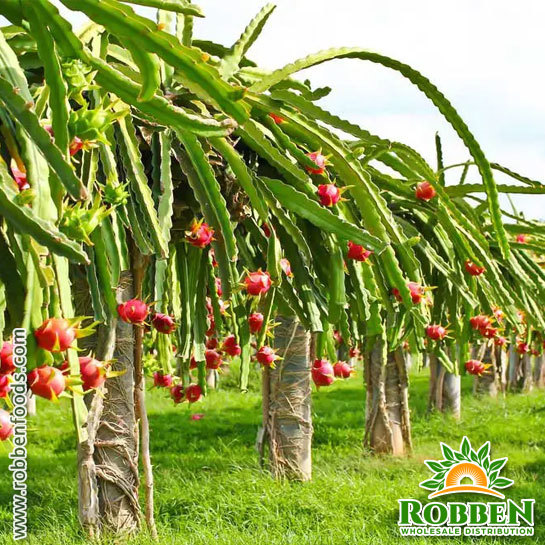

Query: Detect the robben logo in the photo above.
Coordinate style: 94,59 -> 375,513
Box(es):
420,436 -> 512,499
398,437 -> 534,537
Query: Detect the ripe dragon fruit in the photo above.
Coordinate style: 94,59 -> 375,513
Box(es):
186,219 -> 214,249
27,365 -> 66,400
312,359 -> 335,387
470,315 -> 491,331
464,260 -> 486,276
333,361 -> 353,379
480,326 -> 499,339
347,241 -> 372,262
280,258 -> 293,277
392,282 -> 425,304
205,349 -> 223,370
248,312 -> 264,334
222,335 -> 242,357
425,324 -> 447,341
244,270 -> 271,296
10,161 -> 30,191
0,342 -> 15,374
305,151 -> 327,175
465,359 -> 488,376
117,299 -> 149,324
317,183 -> 340,206
152,313 -> 176,334
0,375 -> 11,399
170,384 -> 185,404
255,346 -> 280,368
34,318 -> 77,353
494,336 -> 508,347
78,356 -> 109,391
415,181 -> 436,201
206,337 -> 219,350
0,409 -> 13,441
185,384 -> 203,403
153,371 -> 174,388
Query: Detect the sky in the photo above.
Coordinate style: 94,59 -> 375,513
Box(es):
4,1 -> 545,219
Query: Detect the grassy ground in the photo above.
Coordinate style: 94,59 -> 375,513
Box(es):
0,368 -> 544,544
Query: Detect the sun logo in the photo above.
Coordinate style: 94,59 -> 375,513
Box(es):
420,436 -> 513,499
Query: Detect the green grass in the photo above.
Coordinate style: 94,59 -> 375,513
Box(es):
1,369 -> 544,544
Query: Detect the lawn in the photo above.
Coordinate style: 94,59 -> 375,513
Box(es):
0,369 -> 543,544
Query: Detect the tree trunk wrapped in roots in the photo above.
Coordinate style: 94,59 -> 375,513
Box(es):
364,337 -> 411,455
533,354 -> 545,388
495,345 -> 509,393
473,344 -> 499,397
508,345 -> 533,392
428,353 -> 460,419
93,271 -> 141,535
266,316 -> 312,481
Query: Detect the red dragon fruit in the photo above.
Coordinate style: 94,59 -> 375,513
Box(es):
425,324 -> 447,341
268,113 -> 285,124
170,384 -> 185,404
317,184 -> 340,206
118,299 -> 149,324
305,151 -> 327,175
464,260 -> 486,276
79,357 -> 107,391
27,365 -> 66,400
186,219 -> 214,248
10,161 -> 30,191
205,317 -> 216,337
222,335 -> 242,357
0,342 -> 15,374
153,371 -> 173,388
347,241 -> 372,262
492,307 -> 504,321
333,361 -> 353,379
494,336 -> 508,347
255,346 -> 280,367
0,375 -> 11,398
280,258 -> 293,277
480,326 -> 498,339
205,349 -> 223,370
248,312 -> 264,334
244,270 -> 272,296
215,277 -> 223,297
392,282 -> 425,304
465,359 -> 487,376
0,409 -> 13,441
415,181 -> 436,201
34,318 -> 77,353
206,337 -> 219,350
189,356 -> 198,370
152,313 -> 176,334
69,136 -> 84,156
349,346 -> 361,359
470,315 -> 491,331
185,384 -> 202,403
312,359 -> 335,387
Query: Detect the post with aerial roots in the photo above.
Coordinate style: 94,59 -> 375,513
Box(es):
473,344 -> 499,397
428,352 -> 461,419
266,316 -> 312,481
94,270 -> 141,535
533,353 -> 545,388
364,336 -> 411,455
